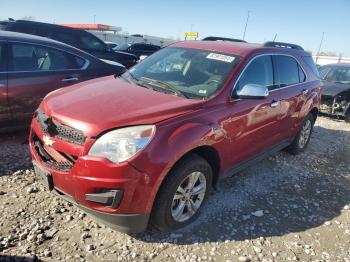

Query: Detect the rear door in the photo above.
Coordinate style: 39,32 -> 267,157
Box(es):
0,41 -> 10,127
270,55 -> 308,140
7,41 -> 89,126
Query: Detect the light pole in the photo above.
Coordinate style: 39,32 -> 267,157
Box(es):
316,32 -> 324,63
242,10 -> 250,41
93,15 -> 96,24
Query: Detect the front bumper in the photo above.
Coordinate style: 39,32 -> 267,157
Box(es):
29,118 -> 154,233
53,187 -> 149,233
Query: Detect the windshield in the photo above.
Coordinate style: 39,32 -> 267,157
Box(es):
115,43 -> 130,51
123,47 -> 239,99
321,65 -> 350,84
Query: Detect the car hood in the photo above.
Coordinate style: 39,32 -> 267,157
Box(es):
41,76 -> 203,137
322,81 -> 350,96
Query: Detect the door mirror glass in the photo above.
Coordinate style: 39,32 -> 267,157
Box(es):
236,83 -> 269,99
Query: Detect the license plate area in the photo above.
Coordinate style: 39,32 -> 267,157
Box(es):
33,161 -> 54,191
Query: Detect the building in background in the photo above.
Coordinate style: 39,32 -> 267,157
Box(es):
62,23 -> 175,47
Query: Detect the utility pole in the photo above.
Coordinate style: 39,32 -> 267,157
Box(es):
273,33 -> 277,42
242,10 -> 250,41
317,32 -> 324,55
316,32 -> 324,63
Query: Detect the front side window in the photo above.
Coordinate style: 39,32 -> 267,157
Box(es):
124,47 -> 239,99
10,43 -> 85,72
236,55 -> 274,90
275,55 -> 300,87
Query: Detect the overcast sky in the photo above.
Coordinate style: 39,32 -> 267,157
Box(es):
1,0 -> 349,56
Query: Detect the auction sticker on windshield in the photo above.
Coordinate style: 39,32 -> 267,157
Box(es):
207,53 -> 235,63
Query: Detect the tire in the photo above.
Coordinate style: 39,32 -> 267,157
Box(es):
150,153 -> 213,231
345,109 -> 350,123
287,113 -> 315,155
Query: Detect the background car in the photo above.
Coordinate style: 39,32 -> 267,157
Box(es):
114,43 -> 161,60
0,31 -> 126,131
0,19 -> 137,68
319,63 -> 350,122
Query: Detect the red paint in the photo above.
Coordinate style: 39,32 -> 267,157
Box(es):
29,41 -> 322,225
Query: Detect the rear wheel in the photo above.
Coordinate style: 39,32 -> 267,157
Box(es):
287,113 -> 315,155
345,108 -> 350,123
151,153 -> 212,231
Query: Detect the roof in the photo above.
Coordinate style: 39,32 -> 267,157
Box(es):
0,31 -> 93,58
171,40 -> 308,57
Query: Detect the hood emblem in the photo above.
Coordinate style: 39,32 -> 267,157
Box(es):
43,135 -> 55,147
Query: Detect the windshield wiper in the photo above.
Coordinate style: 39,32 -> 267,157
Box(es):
139,77 -> 188,98
120,72 -> 155,90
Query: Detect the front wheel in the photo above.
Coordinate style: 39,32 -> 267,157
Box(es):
287,113 -> 315,155
150,153 -> 212,231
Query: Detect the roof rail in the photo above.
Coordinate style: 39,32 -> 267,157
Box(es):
202,36 -> 247,43
263,41 -> 304,51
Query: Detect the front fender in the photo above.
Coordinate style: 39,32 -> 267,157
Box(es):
131,120 -> 223,212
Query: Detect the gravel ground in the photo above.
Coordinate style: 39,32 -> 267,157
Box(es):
0,116 -> 349,262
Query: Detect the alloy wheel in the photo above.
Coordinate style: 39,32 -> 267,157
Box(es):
171,171 -> 207,222
298,119 -> 312,149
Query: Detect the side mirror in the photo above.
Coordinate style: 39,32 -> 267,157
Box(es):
236,84 -> 269,99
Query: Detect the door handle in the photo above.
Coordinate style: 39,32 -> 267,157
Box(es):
270,100 -> 280,108
61,77 -> 79,83
301,89 -> 308,95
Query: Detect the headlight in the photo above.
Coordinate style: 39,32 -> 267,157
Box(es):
88,125 -> 155,163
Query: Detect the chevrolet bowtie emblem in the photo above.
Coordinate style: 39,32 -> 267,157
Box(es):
43,135 -> 55,147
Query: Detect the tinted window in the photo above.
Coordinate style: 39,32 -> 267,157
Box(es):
236,55 -> 273,90
275,55 -> 299,87
10,43 -> 85,71
79,33 -> 106,52
302,56 -> 320,78
51,31 -> 79,47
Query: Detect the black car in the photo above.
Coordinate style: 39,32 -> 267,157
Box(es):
114,43 -> 160,59
0,31 -> 126,131
319,63 -> 350,122
1,20 -> 137,68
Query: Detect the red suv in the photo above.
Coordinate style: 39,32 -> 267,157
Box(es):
29,40 -> 322,233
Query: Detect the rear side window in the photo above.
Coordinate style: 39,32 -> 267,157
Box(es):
10,43 -> 85,72
302,56 -> 320,78
79,33 -> 106,52
236,55 -> 274,90
274,55 -> 301,87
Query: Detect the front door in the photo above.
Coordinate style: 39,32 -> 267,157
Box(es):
7,42 -> 87,127
221,55 -> 283,168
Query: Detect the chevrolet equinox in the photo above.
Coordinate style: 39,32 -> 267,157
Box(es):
29,40 -> 322,233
